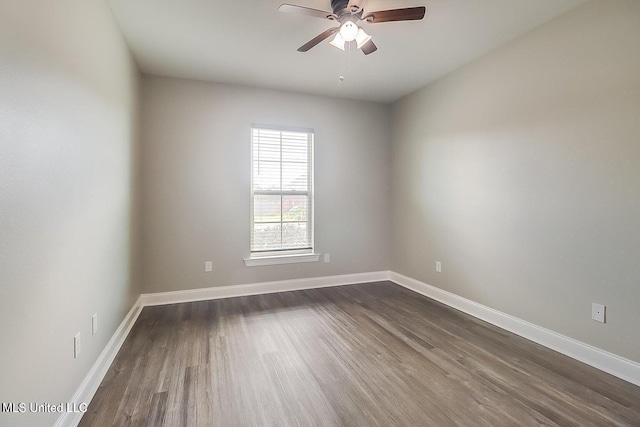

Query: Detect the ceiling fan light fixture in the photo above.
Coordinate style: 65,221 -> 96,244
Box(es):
339,21 -> 358,42
282,2 -> 427,55
330,33 -> 346,51
355,28 -> 372,50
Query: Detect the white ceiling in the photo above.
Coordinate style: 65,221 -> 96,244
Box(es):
108,0 -> 586,103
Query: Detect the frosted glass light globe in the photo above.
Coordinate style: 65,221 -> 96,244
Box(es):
330,33 -> 346,50
339,21 -> 358,42
355,28 -> 372,49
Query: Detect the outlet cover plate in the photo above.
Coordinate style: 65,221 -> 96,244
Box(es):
92,313 -> 98,335
74,332 -> 81,359
592,303 -> 606,323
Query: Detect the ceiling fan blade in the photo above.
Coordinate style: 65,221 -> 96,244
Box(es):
360,40 -> 377,55
297,27 -> 339,52
363,6 -> 426,23
279,4 -> 335,20
347,0 -> 368,14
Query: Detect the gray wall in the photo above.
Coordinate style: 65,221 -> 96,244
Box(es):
0,0 -> 141,425
139,77 -> 391,293
391,0 -> 640,363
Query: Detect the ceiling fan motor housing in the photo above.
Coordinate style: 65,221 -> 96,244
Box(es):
331,0 -> 363,20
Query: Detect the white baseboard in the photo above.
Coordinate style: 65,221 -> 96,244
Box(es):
54,296 -> 144,427
389,271 -> 640,387
59,269 -> 639,427
140,270 -> 390,306
55,271 -> 388,426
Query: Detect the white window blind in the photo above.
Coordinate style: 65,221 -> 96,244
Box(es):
251,127 -> 314,256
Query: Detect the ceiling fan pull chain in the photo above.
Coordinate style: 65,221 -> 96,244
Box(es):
348,41 -> 352,79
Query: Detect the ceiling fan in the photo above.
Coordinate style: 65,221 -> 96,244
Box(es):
279,0 -> 426,55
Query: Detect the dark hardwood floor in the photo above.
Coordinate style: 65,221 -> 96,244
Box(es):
80,281 -> 640,426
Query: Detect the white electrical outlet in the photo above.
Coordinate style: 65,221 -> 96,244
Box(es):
92,313 -> 98,335
74,332 -> 81,359
324,254 -> 330,263
205,261 -> 213,272
592,303 -> 606,323
435,261 -> 442,273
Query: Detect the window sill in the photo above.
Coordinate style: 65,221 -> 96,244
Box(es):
244,253 -> 321,267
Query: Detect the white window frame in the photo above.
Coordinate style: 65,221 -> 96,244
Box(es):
245,125 -> 318,266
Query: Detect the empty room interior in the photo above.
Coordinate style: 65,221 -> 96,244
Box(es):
2,0 -> 640,426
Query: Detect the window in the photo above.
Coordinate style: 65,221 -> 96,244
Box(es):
250,126 -> 314,259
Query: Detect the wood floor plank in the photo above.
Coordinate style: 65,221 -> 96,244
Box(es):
80,281 -> 640,426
